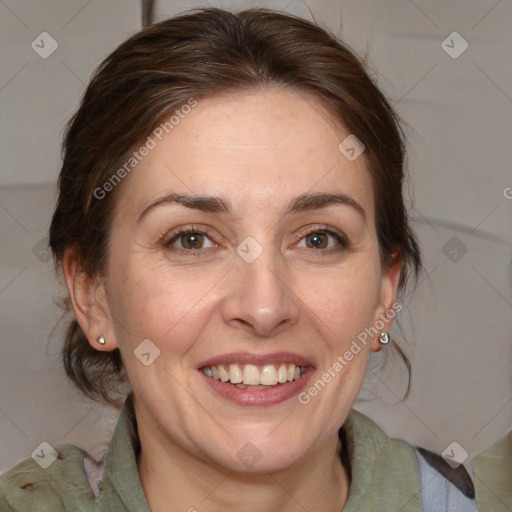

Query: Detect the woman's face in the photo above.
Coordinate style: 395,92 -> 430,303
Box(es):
91,87 -> 400,471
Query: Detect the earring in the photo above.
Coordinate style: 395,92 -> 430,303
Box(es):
97,336 -> 106,345
379,332 -> 389,344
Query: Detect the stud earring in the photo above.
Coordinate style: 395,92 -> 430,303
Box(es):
379,332 -> 389,344
97,336 -> 106,345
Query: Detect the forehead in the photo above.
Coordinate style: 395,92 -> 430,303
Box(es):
116,87 -> 374,222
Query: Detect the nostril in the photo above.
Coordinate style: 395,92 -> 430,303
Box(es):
20,483 -> 36,491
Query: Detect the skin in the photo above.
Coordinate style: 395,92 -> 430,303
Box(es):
64,86 -> 401,512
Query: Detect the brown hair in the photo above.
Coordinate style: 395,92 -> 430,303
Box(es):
49,7 -> 422,406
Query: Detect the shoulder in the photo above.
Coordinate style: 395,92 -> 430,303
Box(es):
343,410 -> 480,511
0,444 -> 95,512
345,408 -> 421,465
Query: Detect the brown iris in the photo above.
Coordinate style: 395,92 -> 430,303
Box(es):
305,232 -> 328,249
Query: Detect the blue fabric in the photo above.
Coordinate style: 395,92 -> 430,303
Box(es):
415,448 -> 480,511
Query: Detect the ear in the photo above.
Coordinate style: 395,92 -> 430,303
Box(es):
370,251 -> 402,352
62,247 -> 118,351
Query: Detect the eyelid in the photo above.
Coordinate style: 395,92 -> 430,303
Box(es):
295,224 -> 350,248
162,225 -> 219,248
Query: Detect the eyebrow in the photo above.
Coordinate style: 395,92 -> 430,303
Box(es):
136,191 -> 367,224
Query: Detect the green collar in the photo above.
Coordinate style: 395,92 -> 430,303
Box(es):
340,408 -> 422,511
99,396 -> 422,511
98,395 -> 151,511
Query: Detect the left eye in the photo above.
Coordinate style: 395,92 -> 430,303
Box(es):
296,230 -> 347,250
165,230 -> 216,250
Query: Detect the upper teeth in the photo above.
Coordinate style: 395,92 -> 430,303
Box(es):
202,363 -> 305,385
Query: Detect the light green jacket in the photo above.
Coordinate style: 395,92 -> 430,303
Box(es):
0,395 -> 476,511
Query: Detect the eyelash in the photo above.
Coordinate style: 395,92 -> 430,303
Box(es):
163,225 -> 218,256
162,224 -> 350,256
298,225 -> 350,252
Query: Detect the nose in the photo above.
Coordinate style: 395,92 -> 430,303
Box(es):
220,245 -> 300,338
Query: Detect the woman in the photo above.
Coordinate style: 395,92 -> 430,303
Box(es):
0,8 -> 480,511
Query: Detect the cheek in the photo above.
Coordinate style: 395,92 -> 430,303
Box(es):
298,260 -> 381,348
109,258 -> 220,350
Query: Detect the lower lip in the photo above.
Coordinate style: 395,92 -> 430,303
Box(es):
199,367 -> 314,406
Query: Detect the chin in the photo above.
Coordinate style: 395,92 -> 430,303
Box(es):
199,432 -> 310,474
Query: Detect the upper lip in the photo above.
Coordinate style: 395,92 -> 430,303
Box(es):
197,352 -> 315,369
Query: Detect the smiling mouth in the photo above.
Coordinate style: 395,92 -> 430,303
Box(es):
201,363 -> 307,389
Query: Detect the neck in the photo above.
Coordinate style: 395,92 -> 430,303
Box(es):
136,418 -> 350,512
